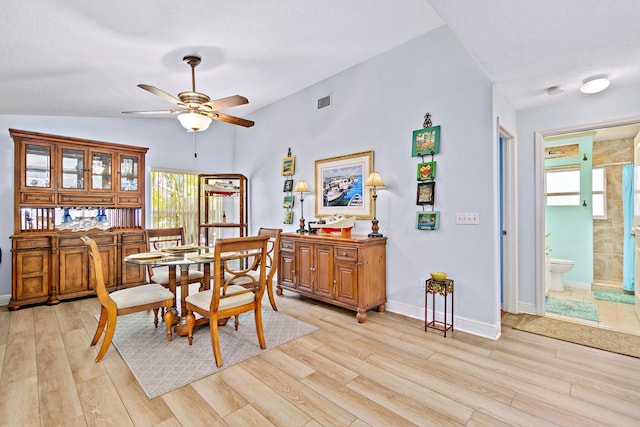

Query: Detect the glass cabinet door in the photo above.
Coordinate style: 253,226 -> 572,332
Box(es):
61,148 -> 85,189
25,143 -> 52,188
91,151 -> 113,191
120,154 -> 139,191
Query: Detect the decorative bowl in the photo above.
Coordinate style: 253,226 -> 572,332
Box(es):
430,271 -> 447,281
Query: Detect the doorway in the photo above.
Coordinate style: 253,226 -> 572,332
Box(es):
535,117 -> 640,334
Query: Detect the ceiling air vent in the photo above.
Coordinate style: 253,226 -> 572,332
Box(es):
317,95 -> 331,110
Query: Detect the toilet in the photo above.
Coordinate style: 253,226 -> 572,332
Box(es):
549,258 -> 574,292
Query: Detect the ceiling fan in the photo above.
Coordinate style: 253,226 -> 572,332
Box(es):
123,55 -> 254,131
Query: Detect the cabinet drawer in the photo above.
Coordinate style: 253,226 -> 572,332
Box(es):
280,239 -> 295,252
117,194 -> 142,205
334,246 -> 357,261
21,192 -> 55,204
120,231 -> 146,244
58,234 -> 116,247
12,237 -> 51,250
58,193 -> 115,205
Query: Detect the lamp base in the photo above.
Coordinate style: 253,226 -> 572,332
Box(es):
296,218 -> 306,234
368,218 -> 382,238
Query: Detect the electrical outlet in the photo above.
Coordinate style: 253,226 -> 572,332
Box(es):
419,278 -> 426,290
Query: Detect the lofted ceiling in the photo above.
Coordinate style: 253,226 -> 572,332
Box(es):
1,0 -> 639,122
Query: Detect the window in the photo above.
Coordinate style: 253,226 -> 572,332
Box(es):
545,167 -> 580,206
592,167 -> 606,218
150,169 -> 201,244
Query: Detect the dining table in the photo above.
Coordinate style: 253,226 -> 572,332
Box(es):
125,246 -> 215,336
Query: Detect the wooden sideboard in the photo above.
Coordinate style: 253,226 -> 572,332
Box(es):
276,233 -> 387,323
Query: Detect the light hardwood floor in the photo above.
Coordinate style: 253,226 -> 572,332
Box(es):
2,294 -> 640,426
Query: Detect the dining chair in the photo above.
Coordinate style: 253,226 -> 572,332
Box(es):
146,227 -> 206,291
185,235 -> 269,367
82,236 -> 175,362
231,227 -> 282,310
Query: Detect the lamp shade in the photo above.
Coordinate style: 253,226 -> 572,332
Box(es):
293,180 -> 310,193
177,112 -> 212,132
365,172 -> 386,188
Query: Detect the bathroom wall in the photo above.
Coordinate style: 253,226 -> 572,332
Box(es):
592,136 -> 634,285
545,136 -> 593,286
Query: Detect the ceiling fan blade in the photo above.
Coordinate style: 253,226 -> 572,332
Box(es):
122,109 -> 183,115
202,95 -> 248,111
212,112 -> 255,128
138,84 -> 183,106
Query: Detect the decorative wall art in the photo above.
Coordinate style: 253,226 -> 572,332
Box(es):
417,161 -> 436,181
412,125 -> 440,156
416,211 -> 440,230
314,150 -> 373,219
413,112 -> 441,231
283,210 -> 294,224
283,195 -> 294,209
281,156 -> 295,176
282,148 -> 296,224
417,181 -> 435,205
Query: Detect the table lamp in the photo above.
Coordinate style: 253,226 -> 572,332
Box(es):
293,180 -> 310,233
365,172 -> 386,237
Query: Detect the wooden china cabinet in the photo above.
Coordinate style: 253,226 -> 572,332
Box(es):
9,129 -> 149,310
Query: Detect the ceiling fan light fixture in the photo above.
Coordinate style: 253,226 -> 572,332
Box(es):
580,75 -> 610,94
177,112 -> 211,132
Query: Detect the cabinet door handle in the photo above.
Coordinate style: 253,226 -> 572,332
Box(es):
310,267 -> 315,272
342,252 -> 347,256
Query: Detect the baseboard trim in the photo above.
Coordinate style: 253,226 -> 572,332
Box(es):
0,294 -> 11,307
386,299 -> 500,340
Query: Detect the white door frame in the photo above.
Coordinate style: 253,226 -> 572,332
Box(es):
534,116 -> 640,315
499,119 -> 519,313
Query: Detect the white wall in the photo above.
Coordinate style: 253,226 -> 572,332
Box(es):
0,115 -> 236,302
234,27 -> 500,337
516,84 -> 640,307
0,27 -> 503,338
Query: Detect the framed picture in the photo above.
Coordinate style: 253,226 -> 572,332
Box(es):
282,156 -> 295,176
283,195 -> 294,209
314,150 -> 373,219
412,125 -> 441,156
417,181 -> 435,205
416,211 -> 440,230
283,179 -> 293,192
417,161 -> 436,181
283,210 -> 294,225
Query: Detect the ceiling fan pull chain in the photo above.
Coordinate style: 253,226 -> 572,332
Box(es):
193,132 -> 198,158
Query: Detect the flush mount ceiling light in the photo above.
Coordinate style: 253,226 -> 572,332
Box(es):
580,75 -> 610,94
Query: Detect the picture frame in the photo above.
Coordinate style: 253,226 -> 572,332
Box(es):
281,156 -> 295,176
283,195 -> 294,209
417,181 -> 435,205
416,211 -> 440,230
412,125 -> 441,156
283,210 -> 294,225
314,150 -> 374,219
283,179 -> 293,192
417,161 -> 436,181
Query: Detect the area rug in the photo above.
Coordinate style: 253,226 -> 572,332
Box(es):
594,290 -> 635,305
107,308 -> 318,399
513,314 -> 640,358
545,296 -> 600,321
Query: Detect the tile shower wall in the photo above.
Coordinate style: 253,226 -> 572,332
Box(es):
592,137 -> 634,286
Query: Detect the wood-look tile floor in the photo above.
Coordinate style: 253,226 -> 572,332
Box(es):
2,294 -> 640,426
546,285 -> 640,336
